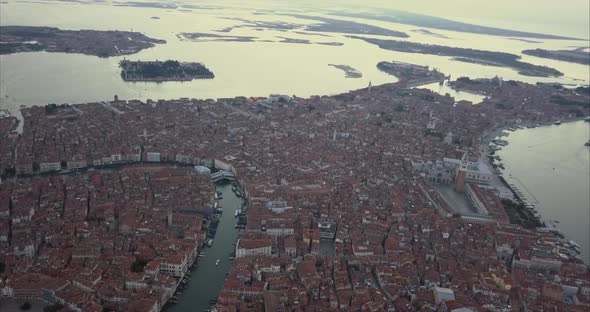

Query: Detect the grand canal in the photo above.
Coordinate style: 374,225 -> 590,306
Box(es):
168,184 -> 242,312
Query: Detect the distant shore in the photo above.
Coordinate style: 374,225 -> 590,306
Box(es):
0,26 -> 165,57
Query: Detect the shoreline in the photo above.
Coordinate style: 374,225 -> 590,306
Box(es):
479,118 -> 589,263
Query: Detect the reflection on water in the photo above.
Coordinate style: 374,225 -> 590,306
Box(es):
497,121 -> 590,264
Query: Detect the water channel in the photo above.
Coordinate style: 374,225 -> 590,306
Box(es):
167,184 -> 242,312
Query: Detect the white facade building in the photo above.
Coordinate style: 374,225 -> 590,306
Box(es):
235,238 -> 272,258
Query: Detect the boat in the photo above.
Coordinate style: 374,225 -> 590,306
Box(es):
234,210 -> 239,217
554,120 -> 562,125
207,239 -> 214,247
585,116 -> 590,122
229,256 -> 235,260
215,259 -> 220,266
569,240 -> 580,248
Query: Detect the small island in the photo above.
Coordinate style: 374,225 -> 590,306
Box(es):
0,26 -> 166,57
119,60 -> 214,82
328,64 -> 362,78
177,32 -> 257,42
349,36 -> 564,78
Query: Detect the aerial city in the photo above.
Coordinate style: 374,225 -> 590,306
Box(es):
0,0 -> 589,311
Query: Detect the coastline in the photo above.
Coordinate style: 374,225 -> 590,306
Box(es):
479,118 -> 589,262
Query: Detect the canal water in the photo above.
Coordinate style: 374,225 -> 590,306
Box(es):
168,184 -> 242,312
497,120 -> 590,264
416,81 -> 487,104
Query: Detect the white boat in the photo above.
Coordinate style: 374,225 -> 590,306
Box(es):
215,259 -> 220,266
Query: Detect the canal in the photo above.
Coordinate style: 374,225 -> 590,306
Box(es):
168,184 -> 242,312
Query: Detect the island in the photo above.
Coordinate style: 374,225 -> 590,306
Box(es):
328,64 -> 362,78
350,36 -> 563,77
411,28 -> 451,39
276,36 -> 311,44
522,48 -> 590,65
377,61 -> 446,84
0,26 -> 166,57
282,14 -> 409,38
119,60 -> 214,82
332,10 -> 583,40
177,32 -> 257,42
316,41 -> 344,46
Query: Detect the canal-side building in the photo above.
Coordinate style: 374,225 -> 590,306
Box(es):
236,236 -> 272,258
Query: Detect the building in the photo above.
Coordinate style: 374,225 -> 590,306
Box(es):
464,183 -> 490,216
433,287 -> 455,304
236,237 -> 272,258
268,94 -> 291,103
413,159 -> 456,184
194,165 -> 211,175
159,255 -> 189,277
444,131 -> 453,145
39,162 -> 61,173
284,236 -> 297,257
146,152 -> 161,162
455,169 -> 466,192
214,159 -> 235,173
266,200 -> 291,214
453,152 -> 493,192
266,220 -> 295,237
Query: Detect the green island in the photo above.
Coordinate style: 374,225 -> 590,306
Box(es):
349,36 -> 563,78
119,60 -> 214,82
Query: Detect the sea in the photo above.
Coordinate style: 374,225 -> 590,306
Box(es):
498,121 -> 590,264
1,0 -> 589,263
